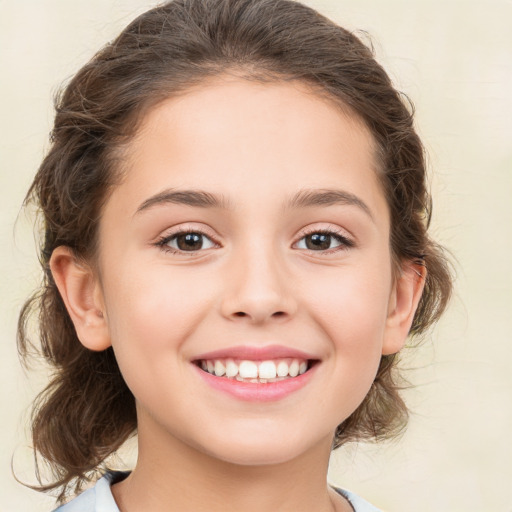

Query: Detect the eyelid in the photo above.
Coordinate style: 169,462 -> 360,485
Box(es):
293,224 -> 355,254
296,223 -> 354,240
154,224 -> 221,254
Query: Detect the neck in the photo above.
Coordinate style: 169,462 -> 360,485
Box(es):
112,415 -> 347,512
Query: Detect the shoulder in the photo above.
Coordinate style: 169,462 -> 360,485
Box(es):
53,471 -> 129,512
333,486 -> 384,512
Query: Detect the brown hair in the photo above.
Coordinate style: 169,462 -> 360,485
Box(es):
18,0 -> 452,501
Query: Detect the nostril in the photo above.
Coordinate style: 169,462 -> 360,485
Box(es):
234,311 -> 285,318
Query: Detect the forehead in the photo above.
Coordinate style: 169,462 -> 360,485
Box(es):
132,77 -> 377,166
108,78 -> 388,223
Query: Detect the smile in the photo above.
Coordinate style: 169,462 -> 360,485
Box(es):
198,358 -> 310,383
192,345 -> 319,401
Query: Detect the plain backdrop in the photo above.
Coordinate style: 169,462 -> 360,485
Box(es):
1,1 -> 511,511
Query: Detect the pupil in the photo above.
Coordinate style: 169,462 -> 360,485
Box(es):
177,233 -> 202,251
306,233 -> 330,250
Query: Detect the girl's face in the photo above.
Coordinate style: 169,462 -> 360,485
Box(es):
90,78 -> 413,466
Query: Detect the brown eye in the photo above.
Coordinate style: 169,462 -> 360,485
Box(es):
304,233 -> 333,250
163,231 -> 216,252
176,233 -> 203,251
295,231 -> 353,252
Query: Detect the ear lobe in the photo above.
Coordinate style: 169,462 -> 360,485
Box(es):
382,262 -> 426,355
50,246 -> 111,351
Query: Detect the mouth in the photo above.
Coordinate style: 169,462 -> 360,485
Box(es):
191,345 -> 320,401
194,357 -> 318,384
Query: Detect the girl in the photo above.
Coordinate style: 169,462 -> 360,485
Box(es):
18,0 -> 452,510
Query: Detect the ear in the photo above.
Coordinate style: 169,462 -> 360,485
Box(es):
50,246 -> 111,351
382,261 -> 426,355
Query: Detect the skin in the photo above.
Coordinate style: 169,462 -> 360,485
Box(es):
51,77 -> 425,512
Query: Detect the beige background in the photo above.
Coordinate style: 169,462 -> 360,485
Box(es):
1,1 -> 511,510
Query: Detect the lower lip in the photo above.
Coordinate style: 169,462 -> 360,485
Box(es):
193,364 -> 317,402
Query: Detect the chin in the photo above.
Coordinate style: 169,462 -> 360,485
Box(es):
199,425 -> 329,467
212,446 -> 303,467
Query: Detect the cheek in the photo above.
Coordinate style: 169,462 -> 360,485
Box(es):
307,261 -> 392,345
100,262 -> 216,389
103,258 -> 213,339
304,261 -> 392,408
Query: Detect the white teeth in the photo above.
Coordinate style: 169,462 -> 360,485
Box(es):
276,361 -> 289,377
225,359 -> 238,378
214,360 -> 226,377
199,357 -> 311,381
238,360 -> 258,379
289,360 -> 299,377
258,360 -> 277,379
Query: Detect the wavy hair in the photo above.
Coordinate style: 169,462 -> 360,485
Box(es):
18,0 -> 452,501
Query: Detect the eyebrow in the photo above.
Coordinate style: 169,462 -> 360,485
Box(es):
135,189 -> 232,214
285,188 -> 374,220
135,187 -> 373,220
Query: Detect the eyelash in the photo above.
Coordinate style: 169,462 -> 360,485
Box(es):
295,227 -> 355,254
155,226 -> 354,256
155,227 -> 220,256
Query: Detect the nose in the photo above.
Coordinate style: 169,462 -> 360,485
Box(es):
219,243 -> 297,325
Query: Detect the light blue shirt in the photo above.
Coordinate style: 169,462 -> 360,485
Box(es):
54,471 -> 382,512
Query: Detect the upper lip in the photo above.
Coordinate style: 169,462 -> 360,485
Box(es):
192,344 -> 319,361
